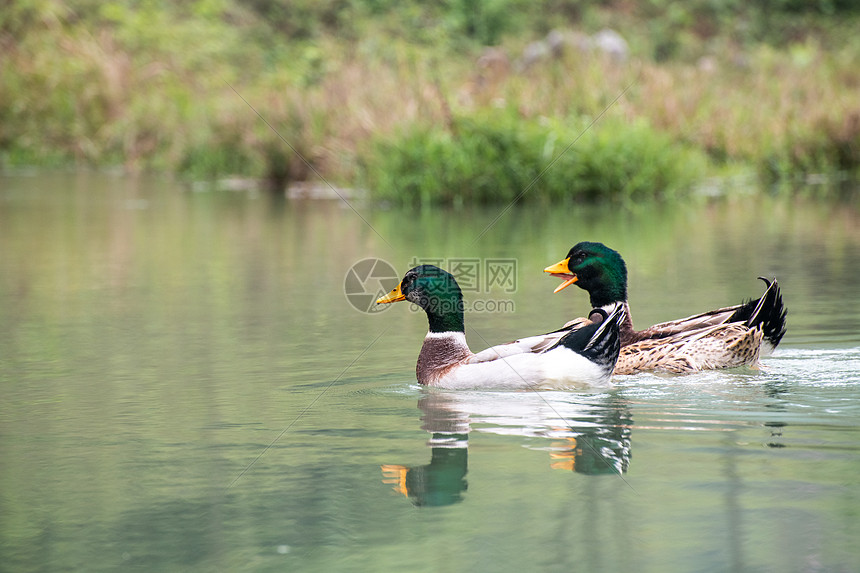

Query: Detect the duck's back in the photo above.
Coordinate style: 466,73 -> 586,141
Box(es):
615,322 -> 764,375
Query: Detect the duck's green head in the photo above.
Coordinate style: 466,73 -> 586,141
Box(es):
376,265 -> 465,333
544,242 -> 628,307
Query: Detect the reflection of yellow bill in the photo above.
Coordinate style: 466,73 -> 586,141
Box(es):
549,437 -> 578,471
543,258 -> 578,293
381,464 -> 409,496
376,284 -> 405,304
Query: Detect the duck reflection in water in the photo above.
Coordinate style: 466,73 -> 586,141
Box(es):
382,391 -> 633,506
382,394 -> 470,507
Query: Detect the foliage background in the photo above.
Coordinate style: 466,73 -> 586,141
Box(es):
1,0 -> 858,203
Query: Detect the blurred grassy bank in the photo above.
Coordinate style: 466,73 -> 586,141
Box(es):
1,0 -> 859,204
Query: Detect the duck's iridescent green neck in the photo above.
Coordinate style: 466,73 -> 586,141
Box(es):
588,265 -> 627,308
402,265 -> 465,334
567,241 -> 629,307
425,298 -> 465,333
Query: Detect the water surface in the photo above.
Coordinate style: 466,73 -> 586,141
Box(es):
1,173 -> 858,572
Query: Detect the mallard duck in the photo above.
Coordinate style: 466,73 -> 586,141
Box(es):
543,242 -> 788,375
376,264 -> 625,389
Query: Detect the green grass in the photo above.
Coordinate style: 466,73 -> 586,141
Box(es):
1,0 -> 858,200
364,112 -> 707,206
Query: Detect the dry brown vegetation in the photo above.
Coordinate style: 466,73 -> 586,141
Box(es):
1,0 -> 858,200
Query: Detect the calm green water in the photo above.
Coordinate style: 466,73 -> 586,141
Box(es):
1,172 -> 859,572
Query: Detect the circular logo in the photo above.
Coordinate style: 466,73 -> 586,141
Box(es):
344,258 -> 400,313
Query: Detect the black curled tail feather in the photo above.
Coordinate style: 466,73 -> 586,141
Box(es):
552,304 -> 624,369
757,278 -> 787,349
729,277 -> 788,350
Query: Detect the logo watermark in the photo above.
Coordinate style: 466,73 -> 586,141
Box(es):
344,258 -> 400,313
345,257 -> 518,314
406,257 -> 518,293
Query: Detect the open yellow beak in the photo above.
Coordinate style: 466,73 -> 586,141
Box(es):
543,258 -> 579,293
376,283 -> 406,304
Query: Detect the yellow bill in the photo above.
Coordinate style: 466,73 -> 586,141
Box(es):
543,257 -> 578,293
376,284 -> 406,304
552,276 -> 578,293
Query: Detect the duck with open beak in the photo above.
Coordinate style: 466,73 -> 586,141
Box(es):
543,258 -> 578,293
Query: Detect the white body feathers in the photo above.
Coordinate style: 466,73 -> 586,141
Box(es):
417,331 -> 614,390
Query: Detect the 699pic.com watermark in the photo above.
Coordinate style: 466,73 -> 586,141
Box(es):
343,257 -> 518,314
